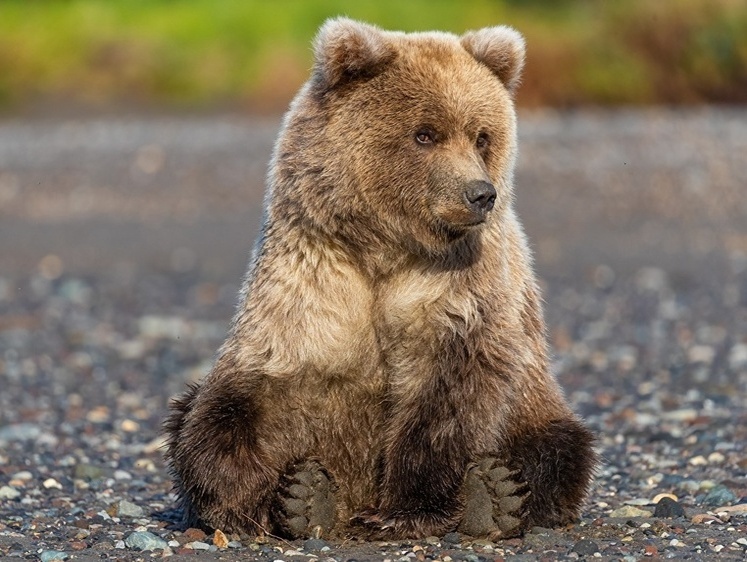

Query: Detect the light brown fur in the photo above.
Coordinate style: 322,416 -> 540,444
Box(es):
165,18 -> 596,539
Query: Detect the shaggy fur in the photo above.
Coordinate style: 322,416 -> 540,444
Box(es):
164,18 -> 596,539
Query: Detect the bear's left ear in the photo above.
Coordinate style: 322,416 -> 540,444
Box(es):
460,26 -> 525,95
312,18 -> 398,91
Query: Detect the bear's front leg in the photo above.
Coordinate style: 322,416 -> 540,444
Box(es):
352,367 -> 475,538
353,417 -> 468,537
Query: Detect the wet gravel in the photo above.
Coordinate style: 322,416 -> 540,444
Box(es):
1,108 -> 746,560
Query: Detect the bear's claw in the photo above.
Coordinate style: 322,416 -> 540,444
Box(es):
274,460 -> 336,539
458,457 -> 530,539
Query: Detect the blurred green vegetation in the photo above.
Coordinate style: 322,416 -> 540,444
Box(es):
1,0 -> 745,113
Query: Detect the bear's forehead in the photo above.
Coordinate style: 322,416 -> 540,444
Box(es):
376,36 -> 508,122
389,35 -> 502,93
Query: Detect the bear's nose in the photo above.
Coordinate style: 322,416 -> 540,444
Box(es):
464,180 -> 496,214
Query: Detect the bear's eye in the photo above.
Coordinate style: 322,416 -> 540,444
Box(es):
415,130 -> 434,145
476,132 -> 489,149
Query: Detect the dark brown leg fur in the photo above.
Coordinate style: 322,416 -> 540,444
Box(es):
505,418 -> 597,531
353,334 -> 481,538
163,380 -> 280,535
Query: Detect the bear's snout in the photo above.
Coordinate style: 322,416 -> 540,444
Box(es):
464,180 -> 497,218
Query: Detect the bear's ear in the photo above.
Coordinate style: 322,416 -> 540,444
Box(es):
312,18 -> 397,91
460,26 -> 525,95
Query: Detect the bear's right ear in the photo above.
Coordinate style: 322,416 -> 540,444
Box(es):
312,18 -> 397,91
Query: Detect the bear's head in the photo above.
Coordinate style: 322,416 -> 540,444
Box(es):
271,18 -> 525,259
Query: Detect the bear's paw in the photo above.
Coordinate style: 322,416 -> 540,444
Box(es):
273,460 -> 337,539
458,457 -> 530,539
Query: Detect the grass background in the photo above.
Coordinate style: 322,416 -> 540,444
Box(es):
1,0 -> 746,113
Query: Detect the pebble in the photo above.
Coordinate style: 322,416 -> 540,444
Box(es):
213,528 -> 229,548
0,423 -> 41,442
442,532 -> 461,545
707,451 -> 725,463
424,536 -> 440,545
190,541 -> 211,550
115,499 -> 145,517
654,497 -> 686,518
124,531 -> 169,551
40,551 -> 69,562
572,539 -> 600,555
701,485 -> 737,506
304,538 -> 329,551
73,463 -> 104,481
113,469 -> 132,480
688,455 -> 708,466
43,478 -> 63,489
0,485 -> 21,499
609,505 -> 653,518
11,470 -> 33,481
652,493 -> 678,503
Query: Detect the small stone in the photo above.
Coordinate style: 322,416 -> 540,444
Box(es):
40,551 -> 69,562
688,455 -> 708,466
43,478 -> 63,490
644,544 -> 658,556
624,498 -> 652,506
114,541 -> 125,549
424,536 -> 440,545
284,550 -> 304,556
652,493 -> 677,504
124,531 -> 168,551
113,469 -> 132,480
11,470 -> 33,481
609,505 -> 653,518
572,539 -> 599,556
86,406 -> 110,423
701,485 -> 737,507
707,452 -> 725,464
120,419 -> 140,432
116,499 -> 145,517
691,513 -> 721,524
442,532 -> 461,545
654,497 -> 686,519
74,463 -> 105,481
213,529 -> 229,548
190,541 -> 211,550
183,527 -> 207,541
0,485 -> 20,499
303,538 -> 328,551
0,423 -> 41,442
134,458 -> 157,472
472,539 -> 494,549
227,541 -> 242,548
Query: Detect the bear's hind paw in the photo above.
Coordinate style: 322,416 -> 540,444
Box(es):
273,460 -> 337,539
458,457 -> 530,539
350,508 -> 455,540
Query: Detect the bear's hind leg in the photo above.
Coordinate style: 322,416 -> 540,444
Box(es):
507,418 -> 597,529
458,457 -> 530,539
272,460 -> 337,539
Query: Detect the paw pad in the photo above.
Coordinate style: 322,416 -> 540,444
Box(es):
275,460 -> 336,539
458,457 -> 529,538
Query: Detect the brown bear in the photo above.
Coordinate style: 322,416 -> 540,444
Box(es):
164,18 -> 596,540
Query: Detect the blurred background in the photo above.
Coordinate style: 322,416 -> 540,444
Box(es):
0,1 -> 746,452
1,0 -> 746,115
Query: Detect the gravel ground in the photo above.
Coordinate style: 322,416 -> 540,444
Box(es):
1,108 -> 746,560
